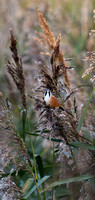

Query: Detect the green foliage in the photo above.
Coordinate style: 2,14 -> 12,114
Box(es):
40,174 -> 93,193
24,176 -> 50,199
70,142 -> 95,150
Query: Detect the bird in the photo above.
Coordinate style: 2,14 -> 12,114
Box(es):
44,89 -> 64,109
43,90 -> 85,142
44,89 -> 74,116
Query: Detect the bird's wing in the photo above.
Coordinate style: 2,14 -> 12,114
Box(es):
50,96 -> 61,108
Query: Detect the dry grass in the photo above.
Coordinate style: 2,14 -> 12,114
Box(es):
7,29 -> 26,108
82,10 -> 95,83
34,9 -> 70,88
33,10 -> 91,145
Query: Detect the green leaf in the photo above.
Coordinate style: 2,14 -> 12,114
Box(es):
22,178 -> 34,194
26,132 -> 63,142
36,155 -> 46,200
77,87 -> 95,132
41,174 -> 93,193
24,176 -> 50,199
69,142 -> 95,150
36,155 -> 44,178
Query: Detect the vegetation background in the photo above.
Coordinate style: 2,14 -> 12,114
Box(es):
0,0 -> 95,200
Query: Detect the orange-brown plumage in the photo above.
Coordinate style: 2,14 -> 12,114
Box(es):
49,95 -> 61,108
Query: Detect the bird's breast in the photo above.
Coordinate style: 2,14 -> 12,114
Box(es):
44,95 -> 51,105
44,95 -> 61,108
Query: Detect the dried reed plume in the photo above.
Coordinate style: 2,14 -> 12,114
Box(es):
32,10 -> 90,145
82,10 -> 95,82
35,9 -> 70,88
0,177 -> 22,200
82,51 -> 95,82
35,99 -> 84,144
82,64 -> 95,78
0,92 -> 32,199
7,29 -> 26,108
0,92 -> 32,173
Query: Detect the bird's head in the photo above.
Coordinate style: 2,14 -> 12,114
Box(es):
44,89 -> 52,103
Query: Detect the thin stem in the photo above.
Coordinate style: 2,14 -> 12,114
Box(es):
32,171 -> 42,200
26,114 -> 38,180
22,109 -> 26,142
26,113 -> 42,199
52,142 -> 55,200
52,190 -> 55,200
24,162 -> 42,200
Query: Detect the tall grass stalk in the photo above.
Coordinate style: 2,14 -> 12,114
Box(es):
23,158 -> 42,200
52,142 -> 55,200
26,114 -> 42,199
22,109 -> 27,142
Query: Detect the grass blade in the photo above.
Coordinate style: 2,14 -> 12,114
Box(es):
26,132 -> 63,142
24,176 -> 50,198
22,178 -> 34,194
69,142 -> 95,150
36,155 -> 44,178
40,174 -> 93,193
